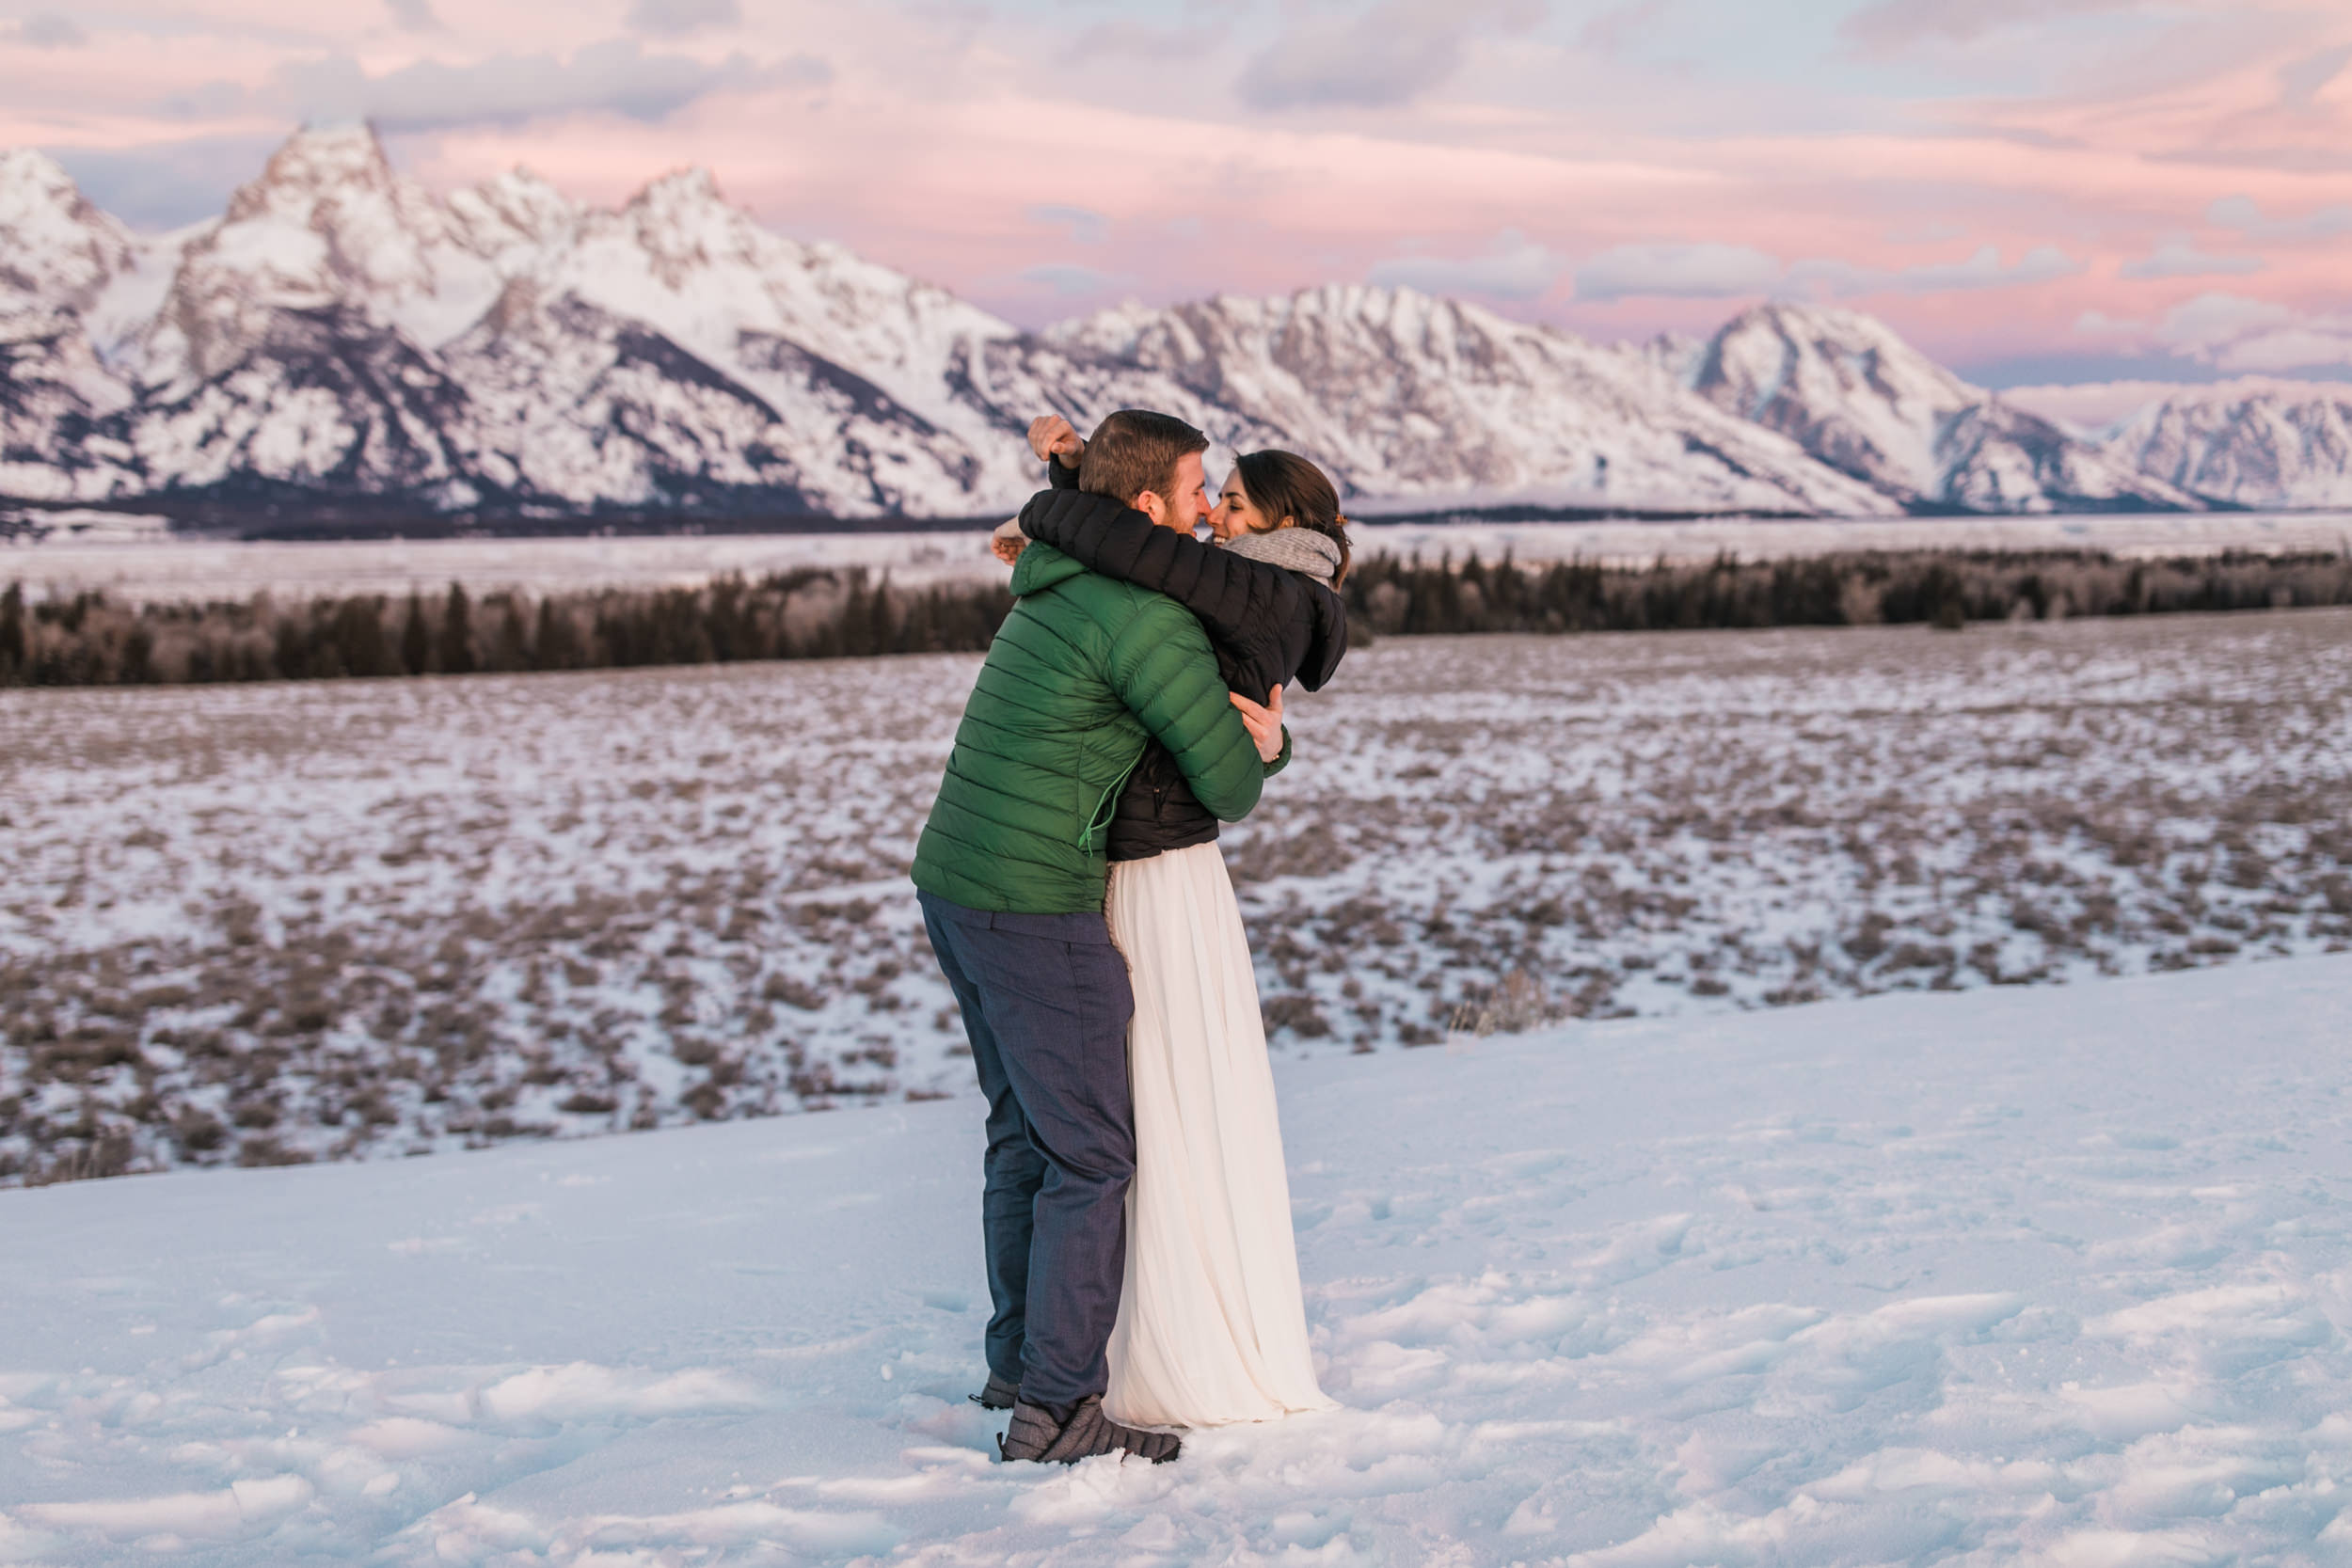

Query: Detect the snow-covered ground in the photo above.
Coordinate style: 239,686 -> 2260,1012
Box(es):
3,952 -> 2349,1565
4,611 -> 2347,1182
5,510 -> 2349,605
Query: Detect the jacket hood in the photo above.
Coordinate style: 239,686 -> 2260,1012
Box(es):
1008,539 -> 1086,596
1295,578 -> 1348,693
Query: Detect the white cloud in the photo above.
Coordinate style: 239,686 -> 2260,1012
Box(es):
625,0 -> 741,40
2118,236 -> 2265,279
1027,205 -> 1107,245
2087,291 -> 2352,373
1841,0 -> 2153,52
1238,0 -> 1542,110
8,12 -> 87,47
384,0 -> 441,33
1370,230 -> 1566,300
2208,194 -> 2352,242
2215,326 -> 2352,372
1574,242 -> 1781,301
2076,309 -> 2152,336
2160,293 -> 2352,372
1578,241 -> 2081,302
1021,263 -> 1121,296
1580,0 -> 1676,54
268,41 -> 823,132
2156,292 -> 2293,353
2278,41 -> 2352,109
1870,243 -> 2081,292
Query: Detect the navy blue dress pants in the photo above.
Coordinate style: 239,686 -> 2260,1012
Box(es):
917,892 -> 1136,1407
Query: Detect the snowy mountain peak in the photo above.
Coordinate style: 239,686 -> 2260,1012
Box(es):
1053,283 -> 1508,381
630,166 -> 724,210
1692,300 -> 2194,514
603,166 -> 771,288
0,147 -> 97,230
1700,301 -> 1978,425
445,166 -> 581,256
2106,383 -> 2352,510
142,124 -> 532,386
217,122 -> 432,246
1041,281 -> 1894,516
0,148 -> 138,315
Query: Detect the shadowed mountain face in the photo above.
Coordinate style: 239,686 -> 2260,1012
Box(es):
0,127 -> 2303,526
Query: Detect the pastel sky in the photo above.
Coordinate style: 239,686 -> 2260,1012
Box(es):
7,0 -> 2352,385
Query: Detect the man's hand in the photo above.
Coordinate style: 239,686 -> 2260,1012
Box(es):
1028,414 -> 1085,469
989,517 -> 1027,565
1230,685 -> 1285,763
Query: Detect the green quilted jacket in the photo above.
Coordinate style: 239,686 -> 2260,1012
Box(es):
911,541 -> 1265,913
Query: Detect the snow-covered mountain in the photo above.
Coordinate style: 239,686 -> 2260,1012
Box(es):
0,149 -> 146,501
2,126 -> 2308,524
2102,382 -> 2352,511
1,128 -> 1260,519
1684,303 -> 2201,515
1047,289 -> 1889,515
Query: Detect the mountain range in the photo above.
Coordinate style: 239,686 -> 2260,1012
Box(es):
4,125 -> 2347,527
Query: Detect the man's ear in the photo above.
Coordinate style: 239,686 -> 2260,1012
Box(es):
1133,490 -> 1168,527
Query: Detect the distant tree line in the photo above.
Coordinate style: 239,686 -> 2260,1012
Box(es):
1342,547 -> 2352,637
4,547 -> 2349,688
0,569 -> 1010,687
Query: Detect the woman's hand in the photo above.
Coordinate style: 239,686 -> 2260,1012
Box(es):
1230,685 -> 1285,763
1028,414 -> 1085,469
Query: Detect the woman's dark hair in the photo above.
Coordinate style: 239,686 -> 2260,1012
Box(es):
1232,450 -> 1351,585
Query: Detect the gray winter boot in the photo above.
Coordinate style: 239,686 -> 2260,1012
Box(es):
970,1370 -> 1020,1411
997,1397 -> 1181,1465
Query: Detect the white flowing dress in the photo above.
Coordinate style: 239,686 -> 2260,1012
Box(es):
1102,840 -> 1334,1428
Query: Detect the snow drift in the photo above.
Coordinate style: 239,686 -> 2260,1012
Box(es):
2,954 -> 2348,1563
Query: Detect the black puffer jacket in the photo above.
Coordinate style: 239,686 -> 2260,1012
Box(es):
1016,477 -> 1348,862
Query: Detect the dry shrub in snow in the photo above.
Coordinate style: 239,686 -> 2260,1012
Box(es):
3,609 -> 2348,1181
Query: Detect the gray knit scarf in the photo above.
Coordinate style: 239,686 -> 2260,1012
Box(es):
1219,526 -> 1342,586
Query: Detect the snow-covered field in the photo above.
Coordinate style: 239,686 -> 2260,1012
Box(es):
4,610 -> 2348,1182
3,953 -> 2349,1565
5,510 -> 2349,605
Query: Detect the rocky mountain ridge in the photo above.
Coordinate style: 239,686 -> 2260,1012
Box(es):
2100,383 -> 2352,511
1683,304 -> 2200,515
2,126 -> 2338,525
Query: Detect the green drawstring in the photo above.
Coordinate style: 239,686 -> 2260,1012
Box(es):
1079,749 -> 1146,851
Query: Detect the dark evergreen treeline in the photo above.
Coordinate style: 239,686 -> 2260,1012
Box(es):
1343,547 -> 2352,636
0,570 -> 1010,687
4,546 -> 2349,688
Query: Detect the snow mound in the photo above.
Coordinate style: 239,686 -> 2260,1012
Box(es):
4,954 -> 2350,1563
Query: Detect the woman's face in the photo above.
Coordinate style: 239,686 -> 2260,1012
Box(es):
1208,473 -> 1291,542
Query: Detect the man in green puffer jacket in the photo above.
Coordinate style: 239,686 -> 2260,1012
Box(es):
912,410 -> 1275,1466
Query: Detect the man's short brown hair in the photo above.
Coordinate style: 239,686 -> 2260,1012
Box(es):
1078,410 -> 1210,507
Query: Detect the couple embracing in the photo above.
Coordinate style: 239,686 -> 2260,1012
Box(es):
910,409 -> 1353,1465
